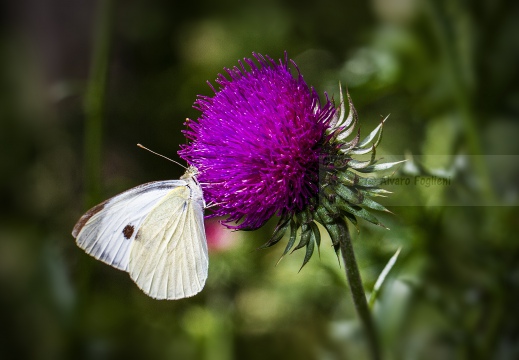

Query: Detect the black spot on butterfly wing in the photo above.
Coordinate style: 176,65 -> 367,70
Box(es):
72,180 -> 182,239
122,224 -> 135,239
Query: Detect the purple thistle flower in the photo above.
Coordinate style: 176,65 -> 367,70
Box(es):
180,53 -> 335,230
179,53 -> 399,354
180,52 -> 402,266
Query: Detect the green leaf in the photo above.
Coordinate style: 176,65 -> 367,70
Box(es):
335,183 -> 363,204
343,211 -> 359,232
321,182 -> 339,198
309,221 -> 321,257
336,169 -> 358,186
315,204 -> 335,224
299,232 -> 315,272
298,209 -> 312,225
363,188 -> 392,197
348,145 -> 377,169
356,175 -> 390,187
258,215 -> 291,249
277,219 -> 298,263
336,90 -> 358,139
357,119 -> 384,148
339,202 -> 385,227
349,145 -> 375,155
328,85 -> 346,129
319,221 -> 341,248
355,160 -> 405,173
292,224 -> 312,252
309,221 -> 321,248
338,128 -> 360,153
359,195 -> 391,212
368,247 -> 402,309
319,193 -> 340,218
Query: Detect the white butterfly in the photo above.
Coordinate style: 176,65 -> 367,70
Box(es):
71,166 -> 208,300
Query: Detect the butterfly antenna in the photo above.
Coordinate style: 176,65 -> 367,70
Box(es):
137,144 -> 187,169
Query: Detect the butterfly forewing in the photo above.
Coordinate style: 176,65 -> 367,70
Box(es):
128,179 -> 208,300
72,180 -> 186,270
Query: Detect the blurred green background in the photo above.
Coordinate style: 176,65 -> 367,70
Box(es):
1,0 -> 519,359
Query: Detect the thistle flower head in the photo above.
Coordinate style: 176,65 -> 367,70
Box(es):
180,53 -> 335,230
180,52 -> 402,267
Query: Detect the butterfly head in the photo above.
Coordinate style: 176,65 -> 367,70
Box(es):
181,166 -> 199,180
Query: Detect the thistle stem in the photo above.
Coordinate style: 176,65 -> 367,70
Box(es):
338,221 -> 381,360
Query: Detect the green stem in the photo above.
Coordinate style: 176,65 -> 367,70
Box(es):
83,0 -> 113,208
79,0 -> 113,298
71,1 -> 113,354
338,221 -> 381,360
79,0 -> 113,299
425,0 -> 496,204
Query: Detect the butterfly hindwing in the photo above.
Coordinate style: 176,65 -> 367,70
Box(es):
128,179 -> 208,300
72,180 -> 187,271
